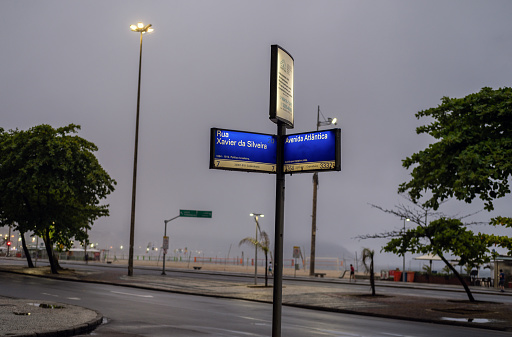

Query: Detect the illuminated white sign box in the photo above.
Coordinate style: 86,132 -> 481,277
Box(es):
269,45 -> 294,129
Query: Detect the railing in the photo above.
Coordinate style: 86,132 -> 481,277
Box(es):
12,251 -> 346,272
105,254 -> 344,271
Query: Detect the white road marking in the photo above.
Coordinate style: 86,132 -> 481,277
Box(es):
313,329 -> 361,336
41,293 -> 59,297
67,297 -> 81,300
110,290 -> 153,298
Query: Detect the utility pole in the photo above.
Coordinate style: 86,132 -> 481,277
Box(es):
310,106 -> 337,276
310,171 -> 318,276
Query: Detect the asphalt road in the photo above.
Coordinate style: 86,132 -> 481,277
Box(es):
30,259 -> 511,304
0,270 -> 509,336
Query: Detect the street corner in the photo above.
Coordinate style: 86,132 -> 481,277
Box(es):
0,297 -> 103,336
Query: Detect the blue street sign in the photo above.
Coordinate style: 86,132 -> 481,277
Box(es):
210,128 -> 341,174
284,129 -> 341,174
210,128 -> 277,173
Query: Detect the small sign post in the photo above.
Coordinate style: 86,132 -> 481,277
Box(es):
293,246 -> 301,277
293,246 -> 301,259
163,236 -> 169,253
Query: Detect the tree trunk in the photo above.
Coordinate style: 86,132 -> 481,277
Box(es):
264,252 -> 268,287
52,253 -> 62,270
370,257 -> 375,296
43,230 -> 58,274
439,254 -> 475,302
20,233 -> 34,268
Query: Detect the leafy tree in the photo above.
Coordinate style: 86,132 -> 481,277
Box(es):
362,88 -> 512,302
361,248 -> 376,296
398,87 -> 512,257
399,87 -> 512,212
362,201 -> 496,302
239,230 -> 272,286
0,124 -> 116,273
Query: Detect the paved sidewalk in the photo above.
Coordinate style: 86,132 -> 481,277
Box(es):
1,262 -> 512,336
0,296 -> 102,337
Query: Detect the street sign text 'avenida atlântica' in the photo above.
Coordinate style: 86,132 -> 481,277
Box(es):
284,129 -> 341,173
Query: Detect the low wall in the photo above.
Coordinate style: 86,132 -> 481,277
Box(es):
409,273 -> 470,285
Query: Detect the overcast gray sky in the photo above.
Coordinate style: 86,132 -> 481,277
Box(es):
2,1 -> 512,270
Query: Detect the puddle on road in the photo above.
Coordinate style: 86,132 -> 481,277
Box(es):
27,303 -> 64,309
441,317 -> 492,323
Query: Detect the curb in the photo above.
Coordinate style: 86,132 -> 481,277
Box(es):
5,306 -> 103,337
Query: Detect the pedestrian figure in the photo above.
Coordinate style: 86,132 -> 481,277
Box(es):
499,269 -> 505,292
350,264 -> 355,283
268,261 -> 273,275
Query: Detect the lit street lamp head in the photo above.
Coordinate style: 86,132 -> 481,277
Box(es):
250,213 -> 264,218
130,22 -> 154,34
317,117 -> 338,128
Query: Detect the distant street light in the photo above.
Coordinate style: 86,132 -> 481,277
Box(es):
310,106 -> 337,276
128,22 -> 154,277
250,213 -> 264,285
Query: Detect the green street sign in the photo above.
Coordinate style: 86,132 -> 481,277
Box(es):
180,209 -> 212,218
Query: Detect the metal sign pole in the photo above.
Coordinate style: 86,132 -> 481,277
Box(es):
162,220 -> 168,275
272,121 -> 286,337
162,215 -> 180,275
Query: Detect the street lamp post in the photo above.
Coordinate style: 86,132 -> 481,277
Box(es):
310,106 -> 337,276
402,217 -> 410,282
128,22 -> 154,277
250,213 -> 264,285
